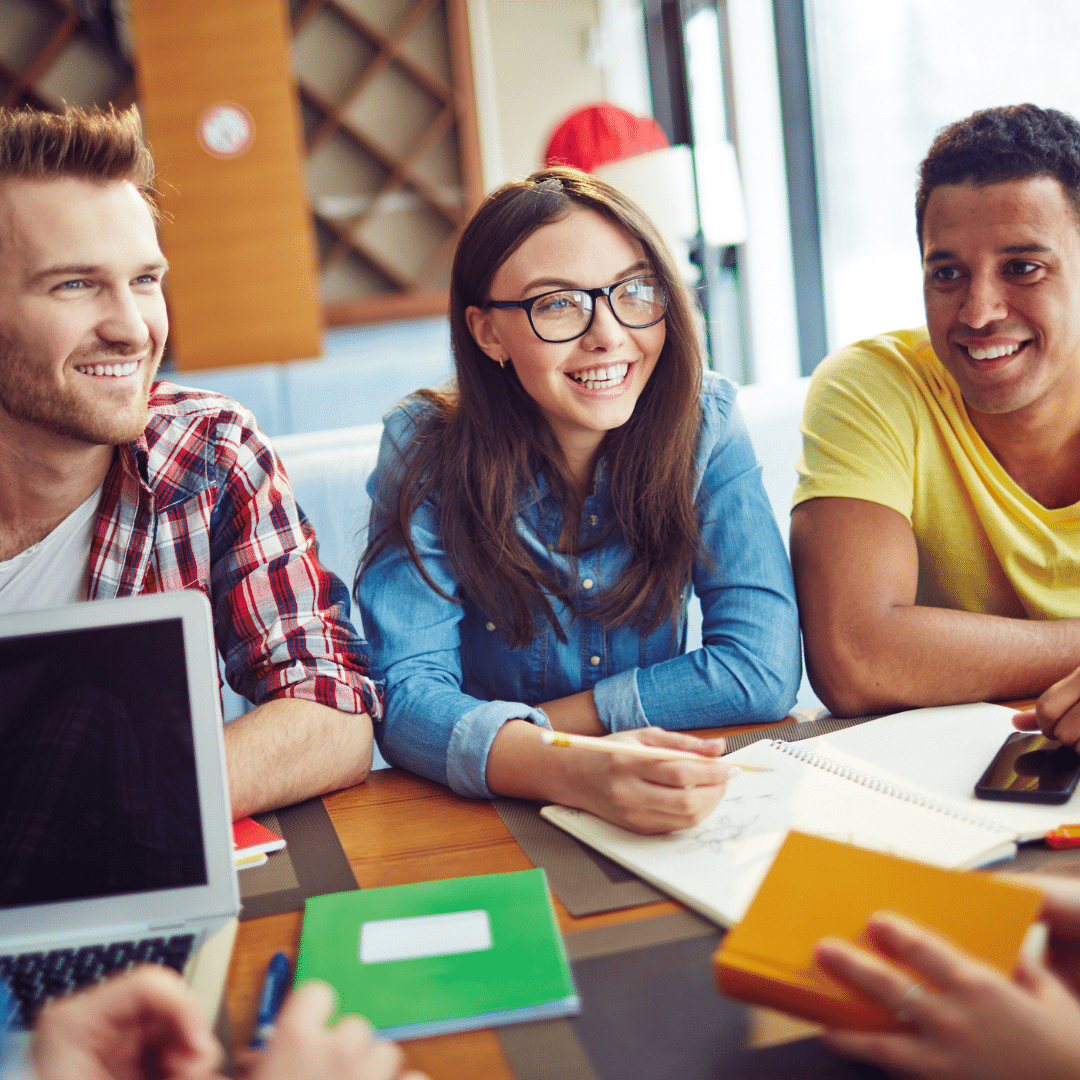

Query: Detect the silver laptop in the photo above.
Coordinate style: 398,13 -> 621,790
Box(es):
0,591 -> 240,1047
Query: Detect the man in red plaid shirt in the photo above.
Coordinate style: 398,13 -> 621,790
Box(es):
0,105 -> 379,819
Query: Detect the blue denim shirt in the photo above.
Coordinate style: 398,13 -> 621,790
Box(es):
359,371 -> 800,798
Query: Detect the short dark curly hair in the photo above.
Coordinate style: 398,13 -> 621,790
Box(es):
916,104 -> 1080,246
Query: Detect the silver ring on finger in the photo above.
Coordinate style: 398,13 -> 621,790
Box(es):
894,981 -> 926,1024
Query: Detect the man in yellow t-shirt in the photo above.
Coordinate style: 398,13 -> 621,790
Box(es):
792,103 -> 1080,740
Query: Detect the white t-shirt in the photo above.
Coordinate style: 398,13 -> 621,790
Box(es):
0,485 -> 103,613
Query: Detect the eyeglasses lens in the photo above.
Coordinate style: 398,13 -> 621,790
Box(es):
530,276 -> 666,342
613,277 -> 664,325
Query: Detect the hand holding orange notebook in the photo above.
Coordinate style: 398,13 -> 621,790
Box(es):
713,831 -> 1044,1031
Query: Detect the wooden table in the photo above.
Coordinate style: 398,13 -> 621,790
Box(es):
225,722 -> 808,1077
226,703 -> 1055,1075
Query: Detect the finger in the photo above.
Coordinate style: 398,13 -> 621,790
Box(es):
275,981 -> 338,1034
88,965 -> 219,1055
34,966 -> 222,1078
864,912 -> 997,992
1035,667 -> 1080,739
628,728 -> 727,758
814,938 -> 927,1017
605,737 -> 731,781
820,1028 -> 937,1075
1046,704 -> 1080,750
1013,709 -> 1039,730
610,779 -> 727,833
1022,875 -> 1080,937
1012,952 -> 1061,996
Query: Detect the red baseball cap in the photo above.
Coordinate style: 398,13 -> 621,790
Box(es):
544,103 -> 670,174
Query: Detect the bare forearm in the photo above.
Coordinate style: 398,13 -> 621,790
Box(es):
484,719 -> 583,803
792,498 -> 1080,715
809,605 -> 1080,716
223,699 -> 373,819
538,689 -> 604,735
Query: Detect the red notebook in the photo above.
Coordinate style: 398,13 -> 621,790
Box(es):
232,817 -> 286,864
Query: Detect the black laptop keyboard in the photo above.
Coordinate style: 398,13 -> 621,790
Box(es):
0,934 -> 195,1029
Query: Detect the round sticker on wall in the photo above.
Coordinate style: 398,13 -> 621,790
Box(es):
197,103 -> 255,159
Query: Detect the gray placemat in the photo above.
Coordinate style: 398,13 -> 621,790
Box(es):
494,797 -> 666,915
496,914 -> 881,1080
238,797 -> 358,920
495,714 -> 883,917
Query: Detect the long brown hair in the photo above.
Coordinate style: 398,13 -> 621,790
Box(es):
360,167 -> 704,648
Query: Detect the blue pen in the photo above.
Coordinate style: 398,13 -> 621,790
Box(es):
250,951 -> 290,1050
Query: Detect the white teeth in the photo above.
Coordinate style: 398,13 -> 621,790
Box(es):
570,362 -> 629,389
968,343 -> 1020,360
75,360 -> 139,377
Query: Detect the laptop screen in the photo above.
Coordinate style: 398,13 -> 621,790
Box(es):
0,617 -> 208,910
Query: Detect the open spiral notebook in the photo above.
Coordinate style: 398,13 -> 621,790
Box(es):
541,703 -> 1066,928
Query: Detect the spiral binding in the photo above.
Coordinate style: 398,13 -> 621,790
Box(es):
767,740 -> 1013,836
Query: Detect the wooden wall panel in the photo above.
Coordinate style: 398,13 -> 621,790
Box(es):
129,0 -> 321,369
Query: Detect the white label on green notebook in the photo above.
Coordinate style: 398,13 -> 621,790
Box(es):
359,909 -> 493,964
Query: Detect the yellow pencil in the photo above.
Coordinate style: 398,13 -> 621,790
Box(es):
538,729 -> 772,771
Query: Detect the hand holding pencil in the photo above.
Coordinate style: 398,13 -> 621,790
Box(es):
528,726 -> 738,835
539,729 -> 771,771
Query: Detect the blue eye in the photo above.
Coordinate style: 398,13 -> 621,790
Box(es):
534,292 -> 583,316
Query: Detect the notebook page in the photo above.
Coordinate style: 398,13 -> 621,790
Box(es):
806,703 -> 1078,838
540,738 -> 1015,928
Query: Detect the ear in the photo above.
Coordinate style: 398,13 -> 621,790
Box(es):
465,305 -> 508,365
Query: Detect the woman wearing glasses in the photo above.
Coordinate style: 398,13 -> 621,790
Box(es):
357,168 -> 800,833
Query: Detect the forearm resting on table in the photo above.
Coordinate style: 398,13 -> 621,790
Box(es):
792,498 -> 1080,716
807,599 -> 1080,717
485,691 -> 604,803
224,698 -> 374,819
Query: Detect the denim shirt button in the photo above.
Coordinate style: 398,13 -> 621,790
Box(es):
589,514 -> 598,525
486,621 -> 496,631
589,655 -> 600,666
582,578 -> 594,590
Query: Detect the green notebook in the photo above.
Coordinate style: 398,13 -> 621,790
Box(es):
294,868 -> 579,1040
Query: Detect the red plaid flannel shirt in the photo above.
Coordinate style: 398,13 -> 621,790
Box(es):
87,381 -> 381,718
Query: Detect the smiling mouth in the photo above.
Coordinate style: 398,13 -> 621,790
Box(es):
74,360 -> 141,378
962,341 -> 1029,361
566,362 -> 631,390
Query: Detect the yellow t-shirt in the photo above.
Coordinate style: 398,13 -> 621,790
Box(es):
794,326 -> 1080,619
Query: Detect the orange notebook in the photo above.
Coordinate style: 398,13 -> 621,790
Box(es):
713,831 -> 1044,1031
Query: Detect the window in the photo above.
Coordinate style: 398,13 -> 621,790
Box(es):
805,0 -> 1080,353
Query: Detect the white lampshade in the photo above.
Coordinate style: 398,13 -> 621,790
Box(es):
594,145 -> 700,283
694,138 -> 748,248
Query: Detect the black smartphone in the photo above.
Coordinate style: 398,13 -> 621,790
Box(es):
974,731 -> 1080,804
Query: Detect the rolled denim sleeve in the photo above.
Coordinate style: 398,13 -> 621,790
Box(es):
359,407 -> 550,798
597,380 -> 801,729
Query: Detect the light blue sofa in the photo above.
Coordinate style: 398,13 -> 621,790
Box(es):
189,333 -> 816,744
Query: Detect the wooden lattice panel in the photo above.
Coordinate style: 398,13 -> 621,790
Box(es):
0,0 -> 482,331
0,0 -> 133,111
292,0 -> 482,325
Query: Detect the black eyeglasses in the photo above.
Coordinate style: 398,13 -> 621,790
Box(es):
486,274 -> 667,343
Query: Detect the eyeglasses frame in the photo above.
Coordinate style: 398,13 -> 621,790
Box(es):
485,273 -> 667,343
